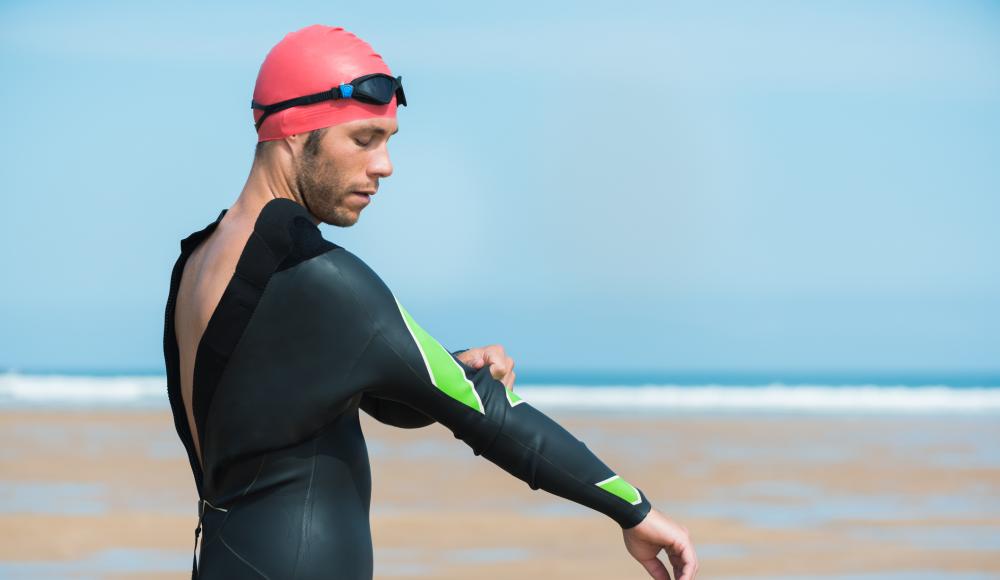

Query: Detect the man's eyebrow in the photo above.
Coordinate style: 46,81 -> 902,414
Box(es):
357,125 -> 399,136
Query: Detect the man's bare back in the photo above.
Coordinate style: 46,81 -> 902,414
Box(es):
173,209 -> 255,470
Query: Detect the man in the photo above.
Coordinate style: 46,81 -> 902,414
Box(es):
163,24 -> 697,579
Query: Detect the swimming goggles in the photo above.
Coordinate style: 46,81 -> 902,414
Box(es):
251,73 -> 407,131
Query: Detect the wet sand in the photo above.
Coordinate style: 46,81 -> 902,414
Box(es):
1,408 -> 998,579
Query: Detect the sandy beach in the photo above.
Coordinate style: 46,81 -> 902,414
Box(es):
1,407 -> 998,579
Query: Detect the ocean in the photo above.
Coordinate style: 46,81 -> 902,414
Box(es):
2,369 -> 999,414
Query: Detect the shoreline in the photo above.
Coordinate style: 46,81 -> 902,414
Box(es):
1,409 -> 998,578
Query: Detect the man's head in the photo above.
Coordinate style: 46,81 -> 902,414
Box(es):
262,116 -> 397,227
250,25 -> 402,226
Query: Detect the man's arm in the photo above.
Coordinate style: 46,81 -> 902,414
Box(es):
318,248 -> 652,529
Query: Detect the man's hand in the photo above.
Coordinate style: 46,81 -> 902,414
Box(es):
623,508 -> 699,580
455,344 -> 516,390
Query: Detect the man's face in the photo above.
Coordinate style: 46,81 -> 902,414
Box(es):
294,116 -> 398,227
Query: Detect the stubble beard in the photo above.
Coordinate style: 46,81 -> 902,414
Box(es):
295,151 -> 359,227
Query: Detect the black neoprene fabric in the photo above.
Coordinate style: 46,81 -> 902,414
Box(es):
162,198 -> 652,579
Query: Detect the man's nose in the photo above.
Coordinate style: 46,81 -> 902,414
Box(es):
368,145 -> 393,179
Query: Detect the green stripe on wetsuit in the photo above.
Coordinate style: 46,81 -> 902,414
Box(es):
596,475 -> 643,505
506,386 -> 524,406
395,298 -> 486,414
395,297 -> 527,411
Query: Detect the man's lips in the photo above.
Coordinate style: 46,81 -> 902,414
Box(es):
351,191 -> 373,204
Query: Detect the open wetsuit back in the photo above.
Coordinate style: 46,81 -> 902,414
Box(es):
162,198 -> 652,579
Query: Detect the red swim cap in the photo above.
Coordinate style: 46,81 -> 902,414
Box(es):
252,25 -> 399,142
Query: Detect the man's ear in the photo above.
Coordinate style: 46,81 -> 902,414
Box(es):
283,134 -> 304,158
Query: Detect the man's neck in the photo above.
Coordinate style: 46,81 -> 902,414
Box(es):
230,156 -> 318,227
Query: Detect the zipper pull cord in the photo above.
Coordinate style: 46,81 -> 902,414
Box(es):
191,498 -> 204,578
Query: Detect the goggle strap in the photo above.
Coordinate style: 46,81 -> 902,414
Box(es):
252,87 -> 342,131
251,75 -> 405,132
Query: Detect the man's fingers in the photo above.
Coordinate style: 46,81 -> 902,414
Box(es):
672,558 -> 683,580
638,556 -> 670,580
667,544 -> 698,580
487,356 -> 513,376
491,363 -> 516,390
675,560 -> 697,580
456,350 -> 485,369
485,353 -> 513,380
461,347 -> 517,389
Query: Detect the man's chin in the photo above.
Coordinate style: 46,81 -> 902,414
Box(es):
325,211 -> 361,228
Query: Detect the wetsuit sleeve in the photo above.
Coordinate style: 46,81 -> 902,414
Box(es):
359,348 -> 469,428
359,394 -> 434,428
325,250 -> 652,529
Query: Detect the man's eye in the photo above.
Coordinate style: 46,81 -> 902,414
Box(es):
354,137 -> 372,147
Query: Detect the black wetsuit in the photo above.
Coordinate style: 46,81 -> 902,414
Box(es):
162,198 -> 652,579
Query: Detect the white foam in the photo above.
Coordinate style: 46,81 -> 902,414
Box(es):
1,372 -> 998,413
515,384 -> 1000,413
0,373 -> 167,407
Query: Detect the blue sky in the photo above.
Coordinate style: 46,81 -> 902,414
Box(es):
1,0 -> 998,374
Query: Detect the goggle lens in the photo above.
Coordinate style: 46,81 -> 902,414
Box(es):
350,74 -> 407,107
